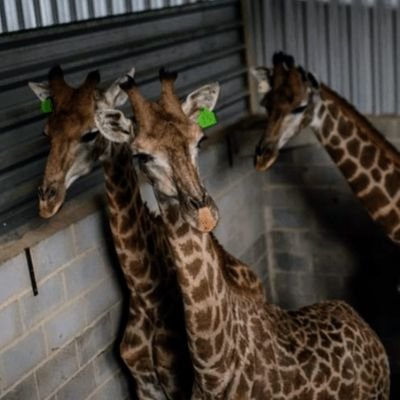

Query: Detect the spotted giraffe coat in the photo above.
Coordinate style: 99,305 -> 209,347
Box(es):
159,203 -> 390,400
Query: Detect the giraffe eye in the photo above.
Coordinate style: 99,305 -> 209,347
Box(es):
80,130 -> 99,143
292,105 -> 307,114
197,136 -> 208,149
134,153 -> 153,164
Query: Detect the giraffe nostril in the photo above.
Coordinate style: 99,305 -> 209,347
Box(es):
189,198 -> 200,209
47,187 -> 57,199
255,145 -> 264,156
38,186 -> 45,200
189,197 -> 206,209
38,186 -> 57,201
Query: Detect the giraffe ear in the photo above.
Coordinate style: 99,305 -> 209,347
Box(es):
104,68 -> 136,107
28,81 -> 50,101
95,109 -> 133,143
182,83 -> 220,121
250,67 -> 272,94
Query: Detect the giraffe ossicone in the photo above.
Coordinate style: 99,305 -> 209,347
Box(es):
251,51 -> 400,244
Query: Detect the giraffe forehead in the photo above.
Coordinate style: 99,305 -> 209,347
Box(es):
47,88 -> 97,135
137,120 -> 199,149
271,67 -> 306,97
47,109 -> 93,140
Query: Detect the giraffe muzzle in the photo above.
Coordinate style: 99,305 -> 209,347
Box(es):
197,207 -> 218,232
254,144 -> 278,171
184,194 -> 219,232
38,184 -> 65,219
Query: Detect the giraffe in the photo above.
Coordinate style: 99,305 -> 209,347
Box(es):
251,51 -> 400,244
96,70 -> 390,399
29,66 -> 194,399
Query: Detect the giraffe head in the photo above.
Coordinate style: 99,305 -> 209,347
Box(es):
250,52 -> 320,171
29,65 -> 134,218
95,69 -> 220,232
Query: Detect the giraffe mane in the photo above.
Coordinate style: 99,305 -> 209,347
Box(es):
320,84 -> 400,169
210,233 -> 265,301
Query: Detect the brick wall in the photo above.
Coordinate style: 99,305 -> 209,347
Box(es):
0,134 -> 268,400
0,211 -> 130,400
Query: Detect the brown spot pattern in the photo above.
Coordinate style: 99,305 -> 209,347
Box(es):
360,144 -> 377,169
384,170 -> 400,197
338,117 -> 353,139
340,159 -> 357,179
328,147 -> 344,163
371,168 -> 382,181
360,187 -> 390,212
377,210 -> 399,231
351,173 -> 369,193
327,103 -> 339,119
347,138 -> 360,157
322,115 -> 334,139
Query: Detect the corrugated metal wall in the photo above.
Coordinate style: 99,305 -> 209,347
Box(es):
248,0 -> 400,115
0,0 -> 215,33
0,0 -> 250,236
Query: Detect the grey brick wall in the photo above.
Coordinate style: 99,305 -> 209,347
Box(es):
0,132 -> 268,400
0,211 -> 130,400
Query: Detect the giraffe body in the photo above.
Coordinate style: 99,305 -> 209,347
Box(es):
162,204 -> 390,400
251,52 -> 400,244
98,69 -> 390,400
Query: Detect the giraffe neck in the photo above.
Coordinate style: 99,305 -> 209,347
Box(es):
158,200 -> 266,394
310,85 -> 400,243
87,136 -> 193,397
103,143 -> 171,314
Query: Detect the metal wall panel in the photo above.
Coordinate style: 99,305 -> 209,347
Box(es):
249,0 -> 400,115
0,0 -> 249,235
0,0 -> 216,33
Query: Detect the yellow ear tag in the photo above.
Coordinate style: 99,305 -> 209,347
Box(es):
197,107 -> 217,129
41,98 -> 53,113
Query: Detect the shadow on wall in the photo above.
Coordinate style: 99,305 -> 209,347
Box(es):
264,143 -> 400,399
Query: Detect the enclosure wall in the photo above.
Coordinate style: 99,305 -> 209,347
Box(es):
248,0 -> 400,115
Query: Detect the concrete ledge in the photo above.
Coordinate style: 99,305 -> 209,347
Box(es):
0,186 -> 105,265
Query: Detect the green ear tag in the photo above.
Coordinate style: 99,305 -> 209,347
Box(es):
41,98 -> 53,113
197,107 -> 217,129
